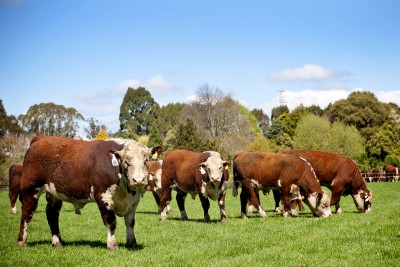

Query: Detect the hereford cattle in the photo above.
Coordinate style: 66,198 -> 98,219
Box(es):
385,166 -> 399,182
144,160 -> 171,213
369,168 -> 384,182
9,163 -> 23,214
283,150 -> 372,213
17,136 -> 162,250
232,151 -> 332,219
159,150 -> 230,223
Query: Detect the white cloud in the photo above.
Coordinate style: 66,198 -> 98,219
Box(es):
74,75 -> 179,133
260,88 -> 400,117
260,88 -> 352,116
268,64 -> 348,81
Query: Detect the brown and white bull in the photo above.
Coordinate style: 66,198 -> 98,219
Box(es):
9,163 -> 23,214
17,136 -> 162,250
385,166 -> 399,182
232,151 -> 332,218
159,150 -> 230,223
283,149 -> 372,213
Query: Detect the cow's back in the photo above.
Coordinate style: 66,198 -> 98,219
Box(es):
234,151 -> 308,187
22,136 -> 123,198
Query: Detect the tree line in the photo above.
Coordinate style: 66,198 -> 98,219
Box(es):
1,85 -> 399,183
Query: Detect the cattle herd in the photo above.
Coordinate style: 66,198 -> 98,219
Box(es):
7,136 -> 380,250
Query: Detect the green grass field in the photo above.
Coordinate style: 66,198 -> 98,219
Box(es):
0,183 -> 399,267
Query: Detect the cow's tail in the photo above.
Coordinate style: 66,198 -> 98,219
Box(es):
232,162 -> 240,197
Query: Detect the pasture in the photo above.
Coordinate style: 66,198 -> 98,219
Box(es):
0,183 -> 399,267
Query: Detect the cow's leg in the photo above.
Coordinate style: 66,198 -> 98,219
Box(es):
218,193 -> 228,223
160,183 -> 173,221
17,193 -> 39,246
247,190 -> 259,214
10,192 -> 18,214
176,190 -> 188,220
330,186 -> 344,213
97,201 -> 118,250
244,181 -> 266,218
199,194 -> 211,222
240,187 -> 249,219
124,212 -> 137,249
152,191 -> 161,214
45,193 -> 64,247
281,188 -> 292,217
272,189 -> 281,212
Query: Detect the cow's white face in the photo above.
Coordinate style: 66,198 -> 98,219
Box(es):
305,191 -> 332,218
113,141 -> 152,190
150,161 -> 163,192
199,153 -> 229,184
352,189 -> 372,213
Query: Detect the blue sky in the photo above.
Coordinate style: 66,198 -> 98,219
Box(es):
1,0 -> 399,134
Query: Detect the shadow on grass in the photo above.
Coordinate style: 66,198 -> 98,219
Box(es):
28,240 -> 144,250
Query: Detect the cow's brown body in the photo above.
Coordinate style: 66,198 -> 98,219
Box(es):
9,163 -> 23,214
17,136 -> 161,250
159,149 -> 230,222
283,149 -> 372,213
233,151 -> 331,218
385,165 -> 399,182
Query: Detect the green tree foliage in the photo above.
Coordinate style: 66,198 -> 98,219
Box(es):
119,87 -> 159,137
325,91 -> 390,139
84,117 -> 107,140
271,105 -> 289,122
251,108 -> 270,137
18,103 -> 84,138
293,114 -> 365,160
168,118 -> 209,152
366,124 -> 400,162
0,99 -> 23,137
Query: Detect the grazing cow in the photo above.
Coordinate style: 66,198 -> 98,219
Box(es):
159,150 -> 230,223
17,136 -> 162,250
232,151 -> 331,219
283,150 -> 372,213
385,166 -> 399,182
9,163 -> 23,214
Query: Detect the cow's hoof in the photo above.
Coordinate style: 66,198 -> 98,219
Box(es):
241,214 -> 247,220
11,207 -> 17,214
221,218 -> 228,223
283,212 -> 290,217
336,208 -> 343,214
52,242 -> 64,248
17,241 -> 27,247
107,243 -> 119,251
204,214 -> 210,223
290,209 -> 299,217
126,242 -> 137,250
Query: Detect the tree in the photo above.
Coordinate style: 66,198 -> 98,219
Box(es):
119,87 -> 159,137
271,105 -> 289,122
84,117 -> 107,140
167,118 -> 208,152
18,103 -> 84,138
94,130 -> 109,140
325,91 -> 390,139
0,99 -> 23,137
293,114 -> 364,160
180,84 -> 261,158
251,108 -> 270,137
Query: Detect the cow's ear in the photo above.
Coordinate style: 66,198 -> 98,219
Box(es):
151,146 -> 163,159
108,150 -> 122,166
223,161 -> 231,170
